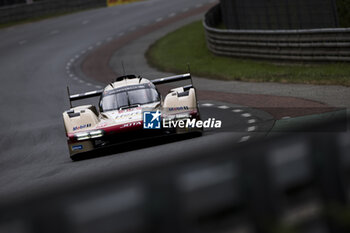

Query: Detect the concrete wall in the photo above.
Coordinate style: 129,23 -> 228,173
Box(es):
220,0 -> 339,30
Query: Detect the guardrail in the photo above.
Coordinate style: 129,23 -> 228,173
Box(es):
0,0 -> 105,25
204,4 -> 350,62
0,117 -> 349,233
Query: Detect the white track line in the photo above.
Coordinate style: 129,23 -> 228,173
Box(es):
239,136 -> 250,143
182,8 -> 189,12
232,109 -> 242,113
156,17 -> 163,22
218,105 -> 229,109
169,12 -> 176,17
242,113 -> 252,118
247,126 -> 256,132
201,103 -> 214,107
248,119 -> 256,124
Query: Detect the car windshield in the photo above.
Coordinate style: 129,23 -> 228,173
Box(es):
100,86 -> 160,112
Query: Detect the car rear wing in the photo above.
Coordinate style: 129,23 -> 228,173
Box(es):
66,73 -> 194,107
152,73 -> 193,86
67,87 -> 103,108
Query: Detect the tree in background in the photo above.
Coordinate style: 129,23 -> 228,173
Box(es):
0,0 -> 44,7
337,0 -> 350,27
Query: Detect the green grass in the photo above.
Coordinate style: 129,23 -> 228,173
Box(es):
146,21 -> 350,86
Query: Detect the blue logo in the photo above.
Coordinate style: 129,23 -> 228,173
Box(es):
143,111 -> 161,129
72,145 -> 83,151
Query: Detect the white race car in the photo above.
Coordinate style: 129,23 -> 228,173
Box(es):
63,73 -> 202,160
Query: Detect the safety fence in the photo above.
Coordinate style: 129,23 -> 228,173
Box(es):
204,4 -> 350,62
0,116 -> 349,233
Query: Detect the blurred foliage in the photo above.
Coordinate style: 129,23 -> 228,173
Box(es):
0,0 -> 46,7
337,0 -> 350,27
327,203 -> 350,230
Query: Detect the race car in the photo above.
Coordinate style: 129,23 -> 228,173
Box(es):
63,73 -> 202,160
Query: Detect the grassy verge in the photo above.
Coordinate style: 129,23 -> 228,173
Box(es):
146,21 -> 350,86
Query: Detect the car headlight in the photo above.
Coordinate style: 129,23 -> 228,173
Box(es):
176,113 -> 190,120
75,130 -> 104,141
89,130 -> 104,139
163,113 -> 191,122
75,132 -> 90,141
164,115 -> 175,121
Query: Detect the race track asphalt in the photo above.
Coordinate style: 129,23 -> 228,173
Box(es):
0,0 -> 274,202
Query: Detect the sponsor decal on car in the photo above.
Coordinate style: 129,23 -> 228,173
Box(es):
121,121 -> 142,128
168,106 -> 189,111
97,122 -> 108,128
72,145 -> 83,151
73,123 -> 92,131
115,109 -> 142,120
118,107 -> 142,113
